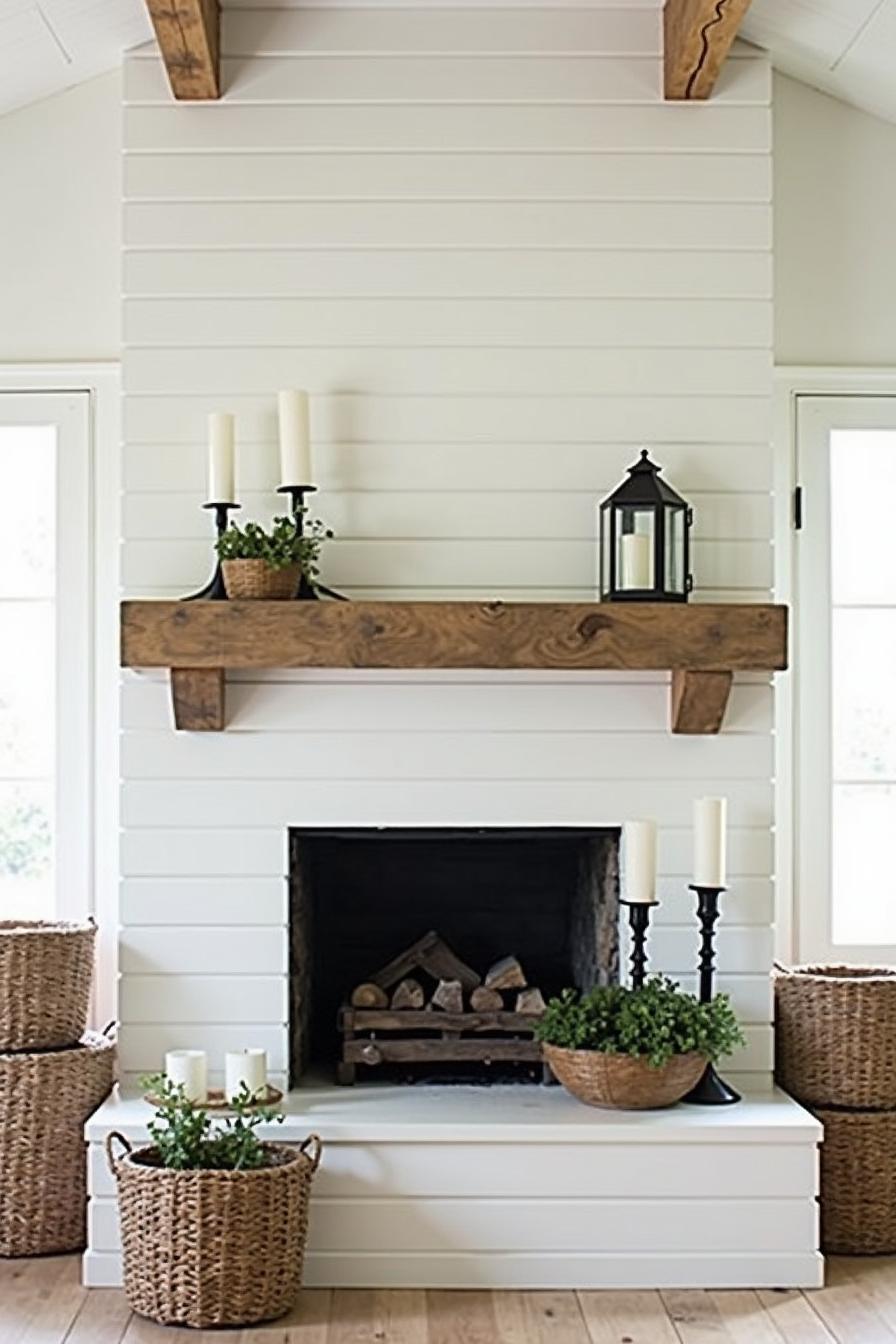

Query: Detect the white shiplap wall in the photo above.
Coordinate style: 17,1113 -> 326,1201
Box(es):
120,3 -> 774,1089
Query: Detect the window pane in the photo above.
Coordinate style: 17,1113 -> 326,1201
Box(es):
0,783 -> 53,919
831,430 -> 896,606
0,426 -> 55,598
833,608 -> 896,780
833,784 -> 896,944
0,604 -> 54,776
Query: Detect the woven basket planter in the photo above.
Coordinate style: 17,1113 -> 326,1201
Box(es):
0,1031 -> 115,1257
108,1132 -> 322,1329
222,559 -> 302,600
774,963 -> 896,1108
543,1044 -> 706,1109
0,918 -> 96,1051
813,1106 -> 896,1254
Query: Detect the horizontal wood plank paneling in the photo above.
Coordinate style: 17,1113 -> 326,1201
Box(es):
119,4 -> 774,1089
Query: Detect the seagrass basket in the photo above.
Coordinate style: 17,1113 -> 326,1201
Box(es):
0,918 -> 96,1051
543,1045 -> 705,1109
222,559 -> 301,599
107,1132 -> 322,1329
774,963 -> 896,1108
0,1030 -> 115,1256
814,1106 -> 896,1254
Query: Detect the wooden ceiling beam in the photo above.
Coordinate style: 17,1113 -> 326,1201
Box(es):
144,0 -> 220,100
664,0 -> 753,101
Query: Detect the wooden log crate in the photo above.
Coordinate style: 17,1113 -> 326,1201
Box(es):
336,931 -> 546,1084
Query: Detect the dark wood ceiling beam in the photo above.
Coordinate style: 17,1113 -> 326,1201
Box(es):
144,0 -> 220,100
664,0 -> 753,101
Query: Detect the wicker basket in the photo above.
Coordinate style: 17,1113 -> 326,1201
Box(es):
107,1132 -> 322,1329
774,963 -> 896,1108
222,559 -> 302,600
543,1044 -> 706,1109
813,1106 -> 896,1254
0,919 -> 96,1051
0,1031 -> 115,1256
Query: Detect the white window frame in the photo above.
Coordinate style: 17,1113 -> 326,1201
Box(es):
775,368 -> 896,965
0,364 -> 119,1027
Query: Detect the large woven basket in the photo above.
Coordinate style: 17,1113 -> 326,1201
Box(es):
0,918 -> 96,1051
543,1044 -> 706,1109
108,1132 -> 322,1329
775,963 -> 896,1108
0,1031 -> 115,1256
813,1106 -> 896,1254
222,559 -> 301,599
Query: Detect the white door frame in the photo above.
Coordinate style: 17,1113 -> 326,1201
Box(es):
0,364 -> 119,1028
775,368 -> 896,964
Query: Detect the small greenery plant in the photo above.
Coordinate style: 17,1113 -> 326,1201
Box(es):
216,514 -> 333,579
140,1074 -> 284,1171
535,976 -> 744,1069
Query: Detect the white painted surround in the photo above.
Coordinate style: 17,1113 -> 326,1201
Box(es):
86,0 -> 822,1290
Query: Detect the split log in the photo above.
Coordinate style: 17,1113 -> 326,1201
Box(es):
350,982 -> 389,1009
371,930 -> 479,992
470,986 -> 504,1013
391,977 -> 425,1010
431,979 -> 464,1014
516,987 -> 546,1015
484,955 -> 527,991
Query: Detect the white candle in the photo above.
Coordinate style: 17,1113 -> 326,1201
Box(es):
225,1049 -> 268,1103
165,1049 -> 208,1103
208,413 -> 235,503
694,796 -> 727,887
623,819 -> 657,903
278,389 -> 312,486
620,533 -> 652,589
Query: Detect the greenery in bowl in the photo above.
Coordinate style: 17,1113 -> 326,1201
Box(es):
535,976 -> 744,1069
215,514 -> 333,579
140,1074 -> 284,1171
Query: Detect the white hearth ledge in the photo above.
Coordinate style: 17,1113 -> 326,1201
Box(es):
85,1082 -> 823,1291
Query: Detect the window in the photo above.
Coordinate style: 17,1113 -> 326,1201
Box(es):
0,393 -> 91,919
795,396 -> 896,960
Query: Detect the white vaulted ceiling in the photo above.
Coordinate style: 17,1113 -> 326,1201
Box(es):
0,0 -> 151,116
742,0 -> 896,124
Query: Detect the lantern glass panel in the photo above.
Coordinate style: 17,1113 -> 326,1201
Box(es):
665,505 -> 686,595
616,508 -> 655,591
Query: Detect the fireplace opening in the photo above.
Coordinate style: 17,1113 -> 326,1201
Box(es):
289,826 -> 620,1086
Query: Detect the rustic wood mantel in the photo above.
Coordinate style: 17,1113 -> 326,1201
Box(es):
120,600 -> 788,734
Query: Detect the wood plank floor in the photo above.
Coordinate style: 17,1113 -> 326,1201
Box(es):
2,1255 -> 895,1343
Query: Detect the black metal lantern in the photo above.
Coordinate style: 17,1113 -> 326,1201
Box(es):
599,449 -> 692,602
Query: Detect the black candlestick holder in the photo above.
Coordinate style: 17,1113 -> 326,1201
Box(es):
619,899 -> 658,990
277,484 -> 347,602
683,884 -> 741,1106
182,501 -> 240,601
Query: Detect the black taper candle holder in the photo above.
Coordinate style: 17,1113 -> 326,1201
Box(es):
182,501 -> 240,601
619,899 -> 658,990
683,884 -> 741,1105
277,484 -> 348,602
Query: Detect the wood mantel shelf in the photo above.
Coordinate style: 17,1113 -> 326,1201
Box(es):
120,600 -> 788,734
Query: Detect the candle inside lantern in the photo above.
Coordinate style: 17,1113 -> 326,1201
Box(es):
165,1049 -> 208,1103
620,532 -> 651,589
623,819 -> 657,903
225,1048 -> 268,1103
208,413 -> 235,503
278,389 -> 312,486
694,796 -> 727,887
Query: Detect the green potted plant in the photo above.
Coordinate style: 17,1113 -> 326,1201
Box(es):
106,1076 -> 321,1329
215,514 -> 333,599
536,976 -> 743,1109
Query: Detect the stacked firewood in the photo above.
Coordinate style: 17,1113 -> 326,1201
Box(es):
350,952 -> 546,1018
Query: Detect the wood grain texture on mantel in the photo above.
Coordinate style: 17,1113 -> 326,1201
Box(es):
120,600 -> 787,734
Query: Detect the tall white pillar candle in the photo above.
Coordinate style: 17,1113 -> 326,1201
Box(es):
623,819 -> 657,903
225,1049 -> 268,1103
278,389 -> 312,485
694,796 -> 727,887
208,413 -> 235,502
620,533 -> 651,589
165,1049 -> 208,1103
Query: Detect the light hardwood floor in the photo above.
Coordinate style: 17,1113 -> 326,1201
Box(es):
2,1255 -> 895,1343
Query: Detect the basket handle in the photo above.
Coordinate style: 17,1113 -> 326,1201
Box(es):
300,1134 -> 323,1172
105,1130 -> 132,1176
